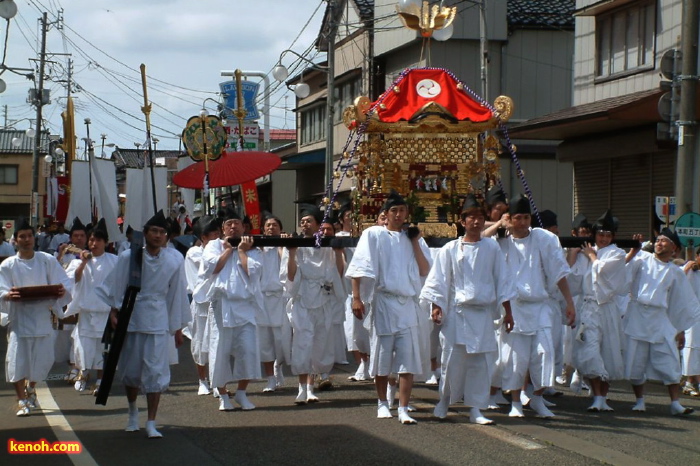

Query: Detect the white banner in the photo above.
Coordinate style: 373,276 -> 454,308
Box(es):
92,158 -> 124,243
125,167 -> 168,231
66,162 -> 91,227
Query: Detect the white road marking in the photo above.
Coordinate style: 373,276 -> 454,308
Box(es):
35,382 -> 99,466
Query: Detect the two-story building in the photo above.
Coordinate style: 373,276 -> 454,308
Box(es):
0,129 -> 50,224
511,0 -> 698,238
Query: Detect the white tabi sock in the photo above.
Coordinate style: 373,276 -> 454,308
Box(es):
128,401 -> 138,416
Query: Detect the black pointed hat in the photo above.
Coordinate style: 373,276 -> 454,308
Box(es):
94,218 -> 108,234
144,210 -> 169,230
381,189 -> 407,212
223,207 -> 241,222
508,194 -> 531,215
125,225 -> 134,235
338,200 -> 352,219
69,216 -> 87,234
193,215 -> 214,238
299,203 -> 323,224
571,213 -> 591,230
659,227 -> 682,250
593,209 -> 616,233
461,193 -> 483,213
539,210 -> 558,229
486,185 -> 507,206
15,217 -> 32,233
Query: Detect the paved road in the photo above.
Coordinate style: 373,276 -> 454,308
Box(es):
2,328 -> 700,466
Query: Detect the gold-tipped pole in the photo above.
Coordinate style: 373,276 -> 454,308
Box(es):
140,63 -> 158,215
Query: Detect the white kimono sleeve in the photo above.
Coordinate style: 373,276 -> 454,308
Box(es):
668,267 -> 700,333
166,261 -> 191,334
591,246 -> 627,304
345,229 -> 379,304
420,244 -> 452,311
95,251 -> 130,310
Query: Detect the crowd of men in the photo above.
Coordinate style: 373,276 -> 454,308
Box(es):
2,187 -> 700,438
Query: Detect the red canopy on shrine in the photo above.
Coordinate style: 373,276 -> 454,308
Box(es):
374,69 -> 493,123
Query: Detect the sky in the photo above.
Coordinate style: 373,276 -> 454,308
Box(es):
0,0 -> 327,151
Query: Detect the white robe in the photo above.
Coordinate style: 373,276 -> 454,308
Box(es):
497,228 -> 569,390
346,226 -> 431,377
185,245 -> 211,366
498,228 -> 570,334
258,246 -> 290,363
65,253 -> 118,370
624,251 -> 700,344
95,247 -> 190,391
285,245 -> 345,376
571,244 -> 627,381
0,252 -> 73,382
200,239 -> 262,383
421,237 -> 516,406
624,251 -> 700,383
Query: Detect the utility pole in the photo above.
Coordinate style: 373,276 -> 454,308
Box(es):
675,0 -> 699,215
325,0 -> 338,198
2,105 -> 7,127
479,0 -> 488,100
30,12 -> 48,227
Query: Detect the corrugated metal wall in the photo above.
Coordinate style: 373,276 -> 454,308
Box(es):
574,150 -> 676,238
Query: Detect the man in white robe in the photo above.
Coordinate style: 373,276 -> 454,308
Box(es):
184,216 -> 219,396
570,210 -> 627,412
97,211 -> 190,438
64,219 -> 118,394
0,220 -> 72,416
285,204 -> 345,405
199,209 -> 262,411
624,228 -> 700,415
55,217 -> 89,384
346,191 -> 431,424
421,195 -> 515,425
258,215 -> 290,393
499,194 -> 576,419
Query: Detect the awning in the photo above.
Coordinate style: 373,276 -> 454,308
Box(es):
573,0 -> 636,17
278,148 -> 325,170
508,89 -> 665,140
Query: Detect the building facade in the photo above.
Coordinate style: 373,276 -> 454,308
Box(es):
511,0 -> 694,238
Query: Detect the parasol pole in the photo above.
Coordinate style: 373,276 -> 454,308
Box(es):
140,64 -> 158,215
200,110 -> 210,215
232,70 -> 249,218
84,118 -> 96,224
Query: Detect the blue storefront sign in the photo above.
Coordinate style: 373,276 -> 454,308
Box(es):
219,80 -> 260,122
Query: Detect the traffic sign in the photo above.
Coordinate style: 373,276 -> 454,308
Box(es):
655,196 -> 677,224
674,212 -> 700,248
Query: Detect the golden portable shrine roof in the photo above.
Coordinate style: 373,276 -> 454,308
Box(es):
344,68 -> 513,133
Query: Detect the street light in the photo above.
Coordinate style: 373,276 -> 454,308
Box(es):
273,49 -> 328,99
100,133 -> 116,158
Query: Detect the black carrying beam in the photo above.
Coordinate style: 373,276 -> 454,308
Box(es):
96,231 -> 144,406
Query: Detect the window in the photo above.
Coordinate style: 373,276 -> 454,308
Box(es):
300,105 -> 326,145
596,2 -> 655,78
0,165 -> 18,184
334,77 -> 362,123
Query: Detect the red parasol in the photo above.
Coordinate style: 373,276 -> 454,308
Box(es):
172,151 -> 281,189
